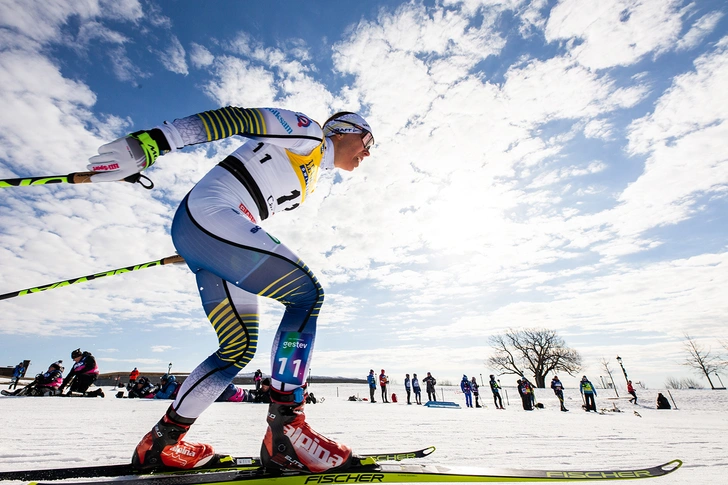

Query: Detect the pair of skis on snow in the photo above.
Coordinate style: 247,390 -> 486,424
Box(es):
0,446 -> 682,484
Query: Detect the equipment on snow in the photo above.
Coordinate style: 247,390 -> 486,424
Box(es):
24,458 -> 682,485
0,447 -> 436,482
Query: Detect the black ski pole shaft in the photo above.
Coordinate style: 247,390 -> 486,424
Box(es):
0,172 -> 153,189
0,255 -> 185,301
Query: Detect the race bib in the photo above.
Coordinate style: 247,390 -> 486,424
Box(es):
272,332 -> 313,385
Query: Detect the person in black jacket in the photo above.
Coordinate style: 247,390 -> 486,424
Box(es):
656,393 -> 672,409
551,376 -> 568,412
127,377 -> 157,398
517,379 -> 533,410
59,349 -> 102,396
424,372 -> 437,401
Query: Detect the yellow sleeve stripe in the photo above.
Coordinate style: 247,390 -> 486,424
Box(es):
197,111 -> 217,141
196,107 -> 267,141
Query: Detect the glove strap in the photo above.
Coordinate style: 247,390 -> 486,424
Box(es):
129,129 -> 171,169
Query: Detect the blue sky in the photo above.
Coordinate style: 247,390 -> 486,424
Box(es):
1,0 -> 727,389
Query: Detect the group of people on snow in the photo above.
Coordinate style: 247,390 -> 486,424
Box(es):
360,371 -> 663,413
4,349 -> 101,397
367,369 -> 438,405
121,368 -> 287,404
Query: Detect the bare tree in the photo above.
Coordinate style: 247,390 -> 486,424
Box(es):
600,358 -> 619,396
682,335 -> 726,389
665,377 -> 704,390
487,328 -> 582,387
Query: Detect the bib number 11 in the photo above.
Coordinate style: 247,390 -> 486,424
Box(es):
273,332 -> 313,384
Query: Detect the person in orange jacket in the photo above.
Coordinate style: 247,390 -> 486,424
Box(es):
379,369 -> 389,403
129,367 -> 140,385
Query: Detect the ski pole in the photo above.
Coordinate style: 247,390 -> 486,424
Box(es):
666,389 -> 678,410
0,255 -> 185,301
0,172 -> 154,189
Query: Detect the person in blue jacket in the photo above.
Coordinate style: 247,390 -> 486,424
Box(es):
412,373 -> 422,405
154,374 -> 179,400
366,369 -> 377,403
9,362 -> 25,390
580,376 -> 597,412
460,375 -> 473,408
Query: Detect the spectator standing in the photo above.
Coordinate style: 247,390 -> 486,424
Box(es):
580,376 -> 597,412
254,369 -> 263,392
517,379 -> 533,410
366,369 -> 377,403
627,380 -> 638,404
656,393 -> 671,409
460,375 -> 473,408
551,376 -> 569,412
9,362 -> 25,390
59,349 -> 102,397
129,367 -> 140,385
404,374 -> 412,404
379,369 -> 390,403
412,373 -> 422,405
424,372 -> 437,402
522,377 -> 536,408
470,377 -> 481,408
489,374 -> 504,409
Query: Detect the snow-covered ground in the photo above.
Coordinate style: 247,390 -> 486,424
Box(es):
1,382 -> 726,484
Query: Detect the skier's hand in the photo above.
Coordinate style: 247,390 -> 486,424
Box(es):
87,130 -> 169,183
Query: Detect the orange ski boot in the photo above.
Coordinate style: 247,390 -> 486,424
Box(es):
132,407 -> 215,470
262,386 -> 355,473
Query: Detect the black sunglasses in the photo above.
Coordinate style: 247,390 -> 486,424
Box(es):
333,119 -> 374,150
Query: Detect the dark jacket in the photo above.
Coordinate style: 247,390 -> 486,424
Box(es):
424,375 -> 436,392
62,352 -> 99,389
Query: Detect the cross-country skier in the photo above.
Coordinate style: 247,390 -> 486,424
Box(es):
87,108 -> 373,472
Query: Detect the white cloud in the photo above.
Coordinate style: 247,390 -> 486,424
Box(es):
159,35 -> 188,75
545,0 -> 686,69
190,42 -> 215,68
676,11 -> 724,51
151,345 -> 174,353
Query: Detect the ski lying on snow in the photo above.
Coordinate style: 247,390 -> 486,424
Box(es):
0,447 -> 435,482
29,459 -> 682,485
